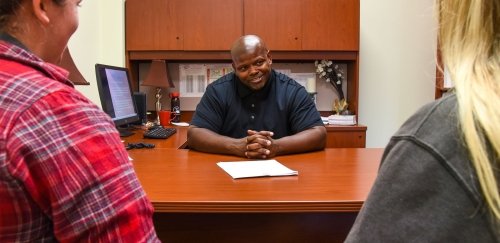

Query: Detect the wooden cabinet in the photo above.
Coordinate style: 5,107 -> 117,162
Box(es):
125,0 -> 364,147
127,0 -> 359,52
244,0 -> 302,50
183,0 -> 243,50
126,0 -> 183,50
326,125 -> 366,148
302,0 -> 359,50
244,0 -> 359,51
125,0 -> 242,51
125,0 -> 360,115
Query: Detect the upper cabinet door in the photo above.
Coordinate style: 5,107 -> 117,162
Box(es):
244,0 -> 302,50
301,0 -> 359,51
125,0 -> 359,51
183,0 -> 243,50
125,0 -> 184,50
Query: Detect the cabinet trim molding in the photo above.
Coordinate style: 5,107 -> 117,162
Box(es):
128,51 -> 358,61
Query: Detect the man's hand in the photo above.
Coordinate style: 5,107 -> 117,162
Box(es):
244,130 -> 279,159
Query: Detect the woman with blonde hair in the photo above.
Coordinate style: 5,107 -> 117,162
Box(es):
346,0 -> 499,241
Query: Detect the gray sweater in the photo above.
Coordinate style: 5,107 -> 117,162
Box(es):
346,94 -> 499,242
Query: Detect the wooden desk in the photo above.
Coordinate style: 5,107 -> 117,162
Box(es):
127,126 -> 188,149
126,128 -> 382,242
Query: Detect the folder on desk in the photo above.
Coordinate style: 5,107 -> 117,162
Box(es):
217,160 -> 298,179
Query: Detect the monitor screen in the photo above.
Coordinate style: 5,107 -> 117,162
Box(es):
95,64 -> 139,136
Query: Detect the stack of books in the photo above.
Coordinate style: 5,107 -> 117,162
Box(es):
327,115 -> 357,125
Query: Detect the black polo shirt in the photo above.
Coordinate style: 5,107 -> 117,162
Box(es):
191,70 -> 323,139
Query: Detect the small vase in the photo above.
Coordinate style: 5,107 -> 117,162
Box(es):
332,98 -> 349,115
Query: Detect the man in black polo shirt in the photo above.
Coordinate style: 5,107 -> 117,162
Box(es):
188,35 -> 326,159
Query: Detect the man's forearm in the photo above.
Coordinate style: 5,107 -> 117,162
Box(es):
273,126 -> 326,156
187,126 -> 245,157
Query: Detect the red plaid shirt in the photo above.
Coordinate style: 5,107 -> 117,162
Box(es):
0,37 -> 159,242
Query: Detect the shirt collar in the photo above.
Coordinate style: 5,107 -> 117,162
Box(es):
236,70 -> 275,99
0,33 -> 74,87
0,32 -> 29,51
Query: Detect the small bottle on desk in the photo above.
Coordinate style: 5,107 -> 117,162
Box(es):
170,92 -> 181,122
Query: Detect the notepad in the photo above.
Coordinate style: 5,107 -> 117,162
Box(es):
217,160 -> 298,179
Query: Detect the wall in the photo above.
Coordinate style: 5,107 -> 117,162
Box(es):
70,0 -> 125,107
359,0 -> 437,147
70,0 -> 437,148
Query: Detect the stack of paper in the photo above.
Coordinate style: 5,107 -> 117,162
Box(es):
328,115 -> 357,125
217,160 -> 298,179
321,116 -> 329,124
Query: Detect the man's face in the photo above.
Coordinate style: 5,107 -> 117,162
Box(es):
232,47 -> 272,91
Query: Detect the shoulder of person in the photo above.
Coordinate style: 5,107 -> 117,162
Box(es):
2,71 -> 82,117
209,72 -> 237,87
385,93 -> 484,213
388,94 -> 476,195
394,94 -> 457,139
273,70 -> 303,88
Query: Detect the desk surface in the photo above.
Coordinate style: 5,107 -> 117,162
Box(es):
125,128 -> 382,213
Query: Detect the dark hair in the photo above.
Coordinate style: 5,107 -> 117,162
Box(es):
0,0 -> 66,29
0,0 -> 22,29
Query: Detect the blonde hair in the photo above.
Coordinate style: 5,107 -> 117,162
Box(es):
437,0 -> 500,219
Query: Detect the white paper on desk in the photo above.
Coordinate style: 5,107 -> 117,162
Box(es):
171,122 -> 190,127
217,160 -> 298,179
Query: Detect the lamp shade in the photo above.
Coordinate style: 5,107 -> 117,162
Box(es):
142,60 -> 174,88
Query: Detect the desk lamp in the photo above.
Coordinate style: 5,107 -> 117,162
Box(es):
141,60 -> 175,125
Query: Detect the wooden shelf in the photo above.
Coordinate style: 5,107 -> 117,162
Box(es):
128,50 -> 358,61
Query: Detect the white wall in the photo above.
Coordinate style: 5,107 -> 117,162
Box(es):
359,0 -> 436,147
69,0 -> 125,107
70,0 -> 437,148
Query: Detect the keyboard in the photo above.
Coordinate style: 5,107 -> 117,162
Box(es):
143,126 -> 177,139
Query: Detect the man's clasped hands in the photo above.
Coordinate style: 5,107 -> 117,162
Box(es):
243,130 -> 279,159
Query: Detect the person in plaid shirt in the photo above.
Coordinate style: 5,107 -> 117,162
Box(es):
0,0 -> 159,242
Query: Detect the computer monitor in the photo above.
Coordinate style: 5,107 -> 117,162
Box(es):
95,64 -> 140,137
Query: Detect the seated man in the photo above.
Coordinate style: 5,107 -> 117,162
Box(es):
188,35 -> 326,159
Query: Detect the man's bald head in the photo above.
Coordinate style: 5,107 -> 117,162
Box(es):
229,35 -> 272,91
230,35 -> 269,63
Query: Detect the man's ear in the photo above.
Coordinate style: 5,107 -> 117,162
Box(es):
267,51 -> 272,65
32,0 -> 50,24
